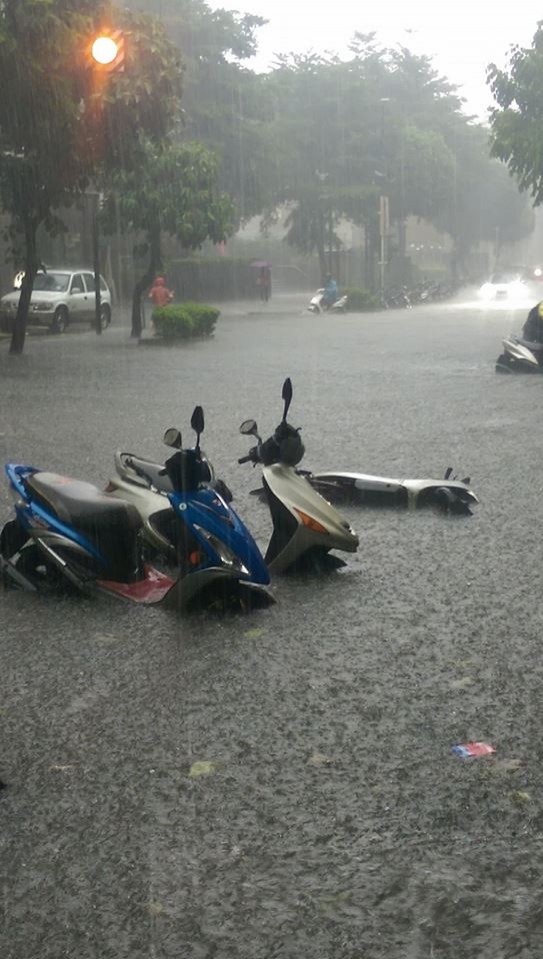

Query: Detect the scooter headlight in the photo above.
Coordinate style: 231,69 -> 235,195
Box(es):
193,525 -> 249,574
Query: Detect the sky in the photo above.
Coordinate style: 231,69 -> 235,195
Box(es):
212,0 -> 543,118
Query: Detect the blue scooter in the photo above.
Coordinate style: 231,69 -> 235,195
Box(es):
1,407 -> 273,611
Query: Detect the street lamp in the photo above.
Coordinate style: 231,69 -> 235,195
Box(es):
86,29 -> 124,333
88,30 -> 125,72
91,36 -> 119,66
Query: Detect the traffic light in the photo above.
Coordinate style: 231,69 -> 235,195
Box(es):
87,30 -> 125,73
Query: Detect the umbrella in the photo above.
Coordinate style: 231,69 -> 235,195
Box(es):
250,260 -> 271,268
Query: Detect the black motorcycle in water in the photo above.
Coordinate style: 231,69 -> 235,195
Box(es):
496,336 -> 543,373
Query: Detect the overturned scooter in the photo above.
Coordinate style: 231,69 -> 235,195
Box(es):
238,378 -> 359,573
305,466 -> 477,515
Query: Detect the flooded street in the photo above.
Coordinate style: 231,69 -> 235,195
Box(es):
2,293 -> 543,957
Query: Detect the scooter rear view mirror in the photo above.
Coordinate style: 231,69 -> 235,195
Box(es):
191,405 -> 205,436
239,419 -> 259,436
163,428 -> 182,449
281,377 -> 293,421
190,405 -> 205,449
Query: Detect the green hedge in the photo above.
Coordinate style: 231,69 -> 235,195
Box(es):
152,303 -> 220,339
345,287 -> 382,311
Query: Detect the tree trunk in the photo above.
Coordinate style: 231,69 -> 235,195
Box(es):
9,217 -> 38,355
131,227 -> 162,338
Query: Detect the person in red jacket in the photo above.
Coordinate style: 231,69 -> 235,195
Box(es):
148,275 -> 174,308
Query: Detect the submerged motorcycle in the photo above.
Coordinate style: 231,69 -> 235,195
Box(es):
1,409 -> 273,611
0,462 -> 176,604
308,289 -> 348,314
304,466 -> 477,514
238,378 -> 359,573
496,335 -> 543,374
105,406 -> 272,609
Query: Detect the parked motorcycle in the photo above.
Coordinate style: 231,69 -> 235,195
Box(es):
308,289 -> 348,314
238,378 -> 359,573
1,410 -> 273,611
496,335 -> 543,373
105,405 -> 273,609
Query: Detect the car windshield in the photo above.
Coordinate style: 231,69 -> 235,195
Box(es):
33,272 -> 70,292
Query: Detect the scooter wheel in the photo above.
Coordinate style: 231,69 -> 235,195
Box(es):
12,543 -> 65,589
495,354 -> 513,374
0,520 -> 28,559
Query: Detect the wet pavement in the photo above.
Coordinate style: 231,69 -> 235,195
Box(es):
2,291 -> 543,958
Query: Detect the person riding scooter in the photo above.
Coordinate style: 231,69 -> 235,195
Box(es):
522,301 -> 543,343
496,301 -> 543,373
322,274 -> 338,308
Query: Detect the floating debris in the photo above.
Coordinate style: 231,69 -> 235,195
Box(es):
244,628 -> 264,640
308,752 -> 334,767
188,760 -> 216,778
450,677 -> 474,690
451,742 -> 496,759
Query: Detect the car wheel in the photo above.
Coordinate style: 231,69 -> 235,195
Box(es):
100,304 -> 111,329
52,306 -> 68,334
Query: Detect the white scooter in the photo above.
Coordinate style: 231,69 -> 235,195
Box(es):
304,467 -> 477,514
308,289 -> 348,314
496,335 -> 543,373
238,379 -> 359,573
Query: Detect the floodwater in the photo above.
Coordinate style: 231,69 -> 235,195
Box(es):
1,292 -> 543,958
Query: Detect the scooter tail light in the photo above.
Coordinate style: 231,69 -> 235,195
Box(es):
104,481 -> 116,492
294,509 -> 329,534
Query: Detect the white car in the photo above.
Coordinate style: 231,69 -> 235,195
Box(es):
0,269 -> 112,333
479,270 -> 528,301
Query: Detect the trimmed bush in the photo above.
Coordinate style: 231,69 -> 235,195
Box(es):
152,303 -> 219,339
345,288 -> 382,311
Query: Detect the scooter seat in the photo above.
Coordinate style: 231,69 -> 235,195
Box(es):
28,471 -> 138,525
123,454 -> 173,492
27,472 -> 142,579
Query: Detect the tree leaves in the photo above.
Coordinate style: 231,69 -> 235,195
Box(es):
489,23 -> 543,206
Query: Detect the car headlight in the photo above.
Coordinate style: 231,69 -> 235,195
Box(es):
510,281 -> 526,296
193,524 -> 249,574
479,283 -> 493,299
33,303 -> 51,312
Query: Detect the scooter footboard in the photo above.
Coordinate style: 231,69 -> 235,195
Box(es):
160,567 -> 273,612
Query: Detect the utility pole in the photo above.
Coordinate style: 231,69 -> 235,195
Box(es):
379,194 -> 389,302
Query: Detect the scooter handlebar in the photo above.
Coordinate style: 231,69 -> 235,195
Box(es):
238,454 -> 253,465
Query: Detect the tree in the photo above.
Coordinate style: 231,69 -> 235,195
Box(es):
101,140 -> 234,336
125,0 -> 271,221
0,0 -> 184,354
488,24 -> 543,203
260,38 -> 532,287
